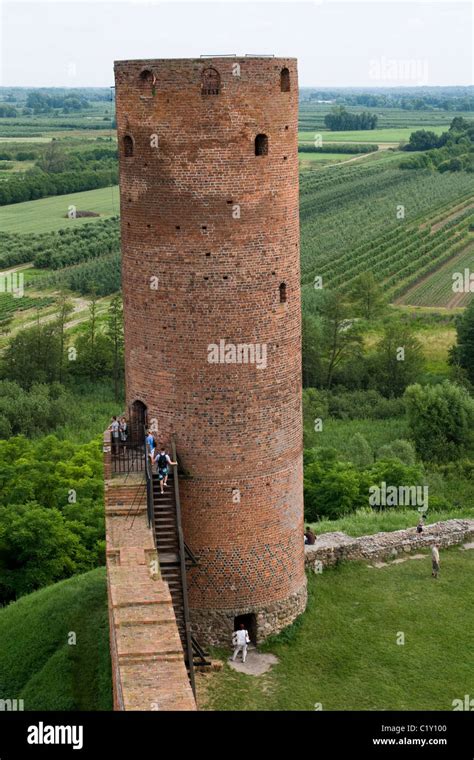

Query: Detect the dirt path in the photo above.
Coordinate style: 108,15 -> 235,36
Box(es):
7,293 -> 109,337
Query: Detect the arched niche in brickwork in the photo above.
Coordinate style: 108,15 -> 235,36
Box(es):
139,69 -> 155,94
279,282 -> 287,303
201,67 -> 220,96
129,399 -> 148,443
280,67 -> 290,92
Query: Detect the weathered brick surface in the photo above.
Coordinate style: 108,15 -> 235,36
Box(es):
305,519 -> 474,571
105,465 -> 196,711
114,57 -> 306,642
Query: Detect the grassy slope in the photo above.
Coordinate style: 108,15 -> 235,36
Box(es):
0,185 -> 119,233
0,567 -> 112,711
201,547 -> 474,711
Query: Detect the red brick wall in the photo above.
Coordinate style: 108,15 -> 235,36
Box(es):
105,469 -> 196,711
114,58 -> 306,639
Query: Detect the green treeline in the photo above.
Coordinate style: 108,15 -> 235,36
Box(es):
324,106 -> 378,131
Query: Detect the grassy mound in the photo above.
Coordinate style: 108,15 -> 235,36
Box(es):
200,546 -> 474,710
0,567 -> 112,710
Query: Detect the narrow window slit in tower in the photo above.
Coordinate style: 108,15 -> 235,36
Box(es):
280,67 -> 290,92
123,135 -> 134,157
279,282 -> 287,303
255,134 -> 268,156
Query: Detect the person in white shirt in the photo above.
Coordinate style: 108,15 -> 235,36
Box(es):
232,624 -> 250,663
431,544 -> 440,578
110,416 -> 120,455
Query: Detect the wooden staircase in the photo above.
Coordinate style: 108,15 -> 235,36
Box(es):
147,441 -> 210,693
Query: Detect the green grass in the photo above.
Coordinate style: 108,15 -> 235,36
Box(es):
304,417 -> 408,452
309,507 -> 474,537
298,126 -> 447,144
0,185 -> 119,233
201,547 -> 474,710
0,567 -> 112,711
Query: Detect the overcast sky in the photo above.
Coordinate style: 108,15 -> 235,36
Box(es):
0,0 -> 472,88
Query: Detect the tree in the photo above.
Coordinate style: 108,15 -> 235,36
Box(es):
405,381 -> 474,462
1,321 -> 62,389
370,323 -> 424,397
349,271 -> 386,320
106,295 -> 124,402
0,502 -> 86,604
302,314 -> 324,388
319,292 -> 364,389
346,432 -> 373,469
449,299 -> 474,383
37,140 -> 68,174
304,458 -> 362,521
405,129 -> 442,151
56,294 -> 74,383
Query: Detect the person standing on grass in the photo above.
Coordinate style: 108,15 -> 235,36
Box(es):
231,623 -> 250,664
431,544 -> 440,578
153,446 -> 177,494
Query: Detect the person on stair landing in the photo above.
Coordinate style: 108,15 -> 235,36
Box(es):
153,446 -> 177,494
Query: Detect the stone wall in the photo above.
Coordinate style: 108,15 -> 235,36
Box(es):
305,519 -> 474,571
104,436 -> 196,710
190,579 -> 308,647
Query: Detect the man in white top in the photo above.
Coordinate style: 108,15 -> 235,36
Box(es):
110,416 -> 120,455
431,544 -> 440,578
232,623 -> 251,663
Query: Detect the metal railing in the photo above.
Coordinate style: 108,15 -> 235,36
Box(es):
170,434 -> 197,696
144,434 -> 154,529
111,438 -> 146,475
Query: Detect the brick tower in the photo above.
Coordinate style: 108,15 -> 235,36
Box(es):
114,57 -> 306,646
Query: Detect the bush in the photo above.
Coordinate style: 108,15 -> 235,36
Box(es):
405,381 -> 474,462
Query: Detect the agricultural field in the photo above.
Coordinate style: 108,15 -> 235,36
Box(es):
398,244 -> 474,308
0,186 -> 119,233
300,161 -> 474,305
298,125 -> 448,145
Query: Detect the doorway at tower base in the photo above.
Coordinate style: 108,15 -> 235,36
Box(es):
189,580 -> 307,648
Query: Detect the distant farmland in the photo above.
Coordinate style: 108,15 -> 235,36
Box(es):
0,186 -> 119,233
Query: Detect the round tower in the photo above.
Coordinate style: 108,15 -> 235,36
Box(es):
114,57 -> 306,645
